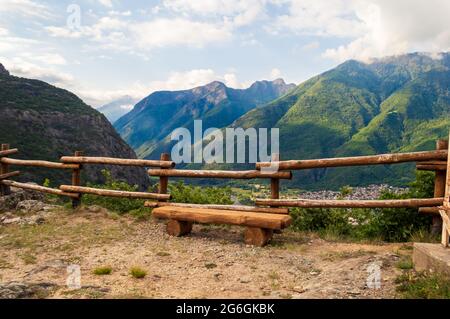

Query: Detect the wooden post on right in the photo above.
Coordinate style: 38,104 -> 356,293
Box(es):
158,153 -> 170,201
71,151 -> 83,208
0,144 -> 11,196
270,153 -> 280,201
441,134 -> 450,247
432,139 -> 448,234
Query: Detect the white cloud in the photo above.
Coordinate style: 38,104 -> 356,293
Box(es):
1,56 -> 74,87
163,0 -> 267,27
323,0 -> 450,62
130,18 -> 232,48
98,0 -> 113,8
273,0 -> 365,37
302,41 -> 320,51
76,69 -> 246,107
269,68 -> 282,80
0,0 -> 51,18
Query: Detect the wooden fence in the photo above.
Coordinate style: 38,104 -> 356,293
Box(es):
0,135 -> 449,247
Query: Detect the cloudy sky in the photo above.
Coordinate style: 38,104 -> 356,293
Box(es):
1,0 -> 449,107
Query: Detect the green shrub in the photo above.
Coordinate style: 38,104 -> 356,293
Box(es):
130,267 -> 147,279
93,266 -> 112,275
290,171 -> 434,242
396,272 -> 450,299
169,181 -> 233,205
82,170 -> 145,214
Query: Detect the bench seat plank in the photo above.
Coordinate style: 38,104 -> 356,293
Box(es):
152,206 -> 292,230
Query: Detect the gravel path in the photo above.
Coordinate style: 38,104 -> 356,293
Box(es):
0,208 -> 409,299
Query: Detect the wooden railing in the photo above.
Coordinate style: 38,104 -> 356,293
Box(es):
0,133 -> 449,247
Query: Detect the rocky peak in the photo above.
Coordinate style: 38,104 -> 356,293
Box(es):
0,63 -> 10,76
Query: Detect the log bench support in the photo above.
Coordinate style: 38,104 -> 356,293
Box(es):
167,219 -> 193,237
244,227 -> 273,246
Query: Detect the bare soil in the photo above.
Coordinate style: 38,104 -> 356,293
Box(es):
0,207 -> 411,299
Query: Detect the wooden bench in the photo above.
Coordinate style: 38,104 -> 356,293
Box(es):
152,206 -> 292,247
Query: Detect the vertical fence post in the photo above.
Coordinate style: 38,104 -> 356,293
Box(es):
442,136 -> 450,247
71,151 -> 83,208
0,144 -> 11,195
432,139 -> 448,234
270,153 -> 280,200
159,153 -> 170,202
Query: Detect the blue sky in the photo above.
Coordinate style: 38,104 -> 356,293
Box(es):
1,0 -> 449,107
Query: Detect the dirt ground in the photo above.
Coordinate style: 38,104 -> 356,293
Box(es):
0,207 -> 411,299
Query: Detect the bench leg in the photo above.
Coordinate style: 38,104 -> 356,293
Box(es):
167,219 -> 193,237
244,227 -> 273,247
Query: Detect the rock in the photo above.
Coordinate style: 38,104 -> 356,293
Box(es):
239,277 -> 251,283
16,200 -> 45,214
86,205 -> 104,213
292,286 -> 307,294
0,281 -> 55,299
2,217 -> 21,225
0,188 -> 44,212
24,215 -> 46,225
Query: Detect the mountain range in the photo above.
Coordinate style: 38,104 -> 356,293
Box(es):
114,79 -> 295,159
0,63 -> 148,188
229,52 -> 450,188
114,52 -> 450,189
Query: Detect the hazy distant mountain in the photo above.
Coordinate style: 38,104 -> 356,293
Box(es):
114,79 -> 296,158
97,95 -> 138,123
0,63 -> 148,187
228,52 -> 450,189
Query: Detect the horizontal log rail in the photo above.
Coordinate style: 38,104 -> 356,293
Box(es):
255,198 -> 444,208
1,157 -> 79,169
416,160 -> 447,171
0,171 -> 20,180
256,150 -> 448,171
0,148 -> 19,157
1,180 -> 79,198
148,169 -> 292,179
419,207 -> 440,214
60,185 -> 171,200
61,156 -> 175,168
145,201 -> 289,214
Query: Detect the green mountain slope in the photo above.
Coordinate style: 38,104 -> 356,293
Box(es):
228,53 -> 450,189
0,63 -> 148,187
114,79 -> 295,159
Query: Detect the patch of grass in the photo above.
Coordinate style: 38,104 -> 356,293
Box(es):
20,252 -> 37,265
396,257 -> 413,270
156,252 -> 170,257
268,271 -> 280,280
322,249 -> 375,261
93,266 -> 112,275
130,267 -> 147,279
396,272 -> 450,299
205,263 -> 217,269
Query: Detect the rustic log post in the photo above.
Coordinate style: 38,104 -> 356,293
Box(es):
244,227 -> 273,247
442,136 -> 450,247
270,153 -> 282,234
158,153 -> 170,202
167,219 -> 193,237
71,151 -> 83,208
0,144 -> 11,195
270,153 -> 280,200
432,140 -> 448,234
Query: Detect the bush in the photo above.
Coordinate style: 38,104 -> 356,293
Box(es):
81,170 -> 146,214
396,272 -> 450,299
130,267 -> 147,279
93,266 -> 112,275
169,181 -> 233,205
290,171 -> 434,242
